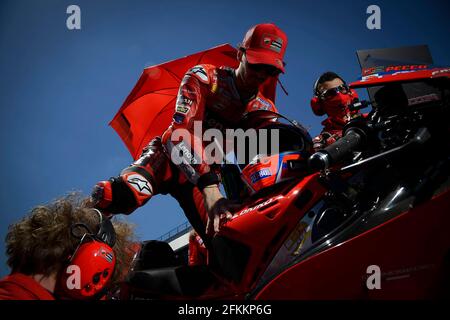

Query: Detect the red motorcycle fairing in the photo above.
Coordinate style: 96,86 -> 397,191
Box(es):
254,187 -> 450,299
120,61 -> 450,299
169,168 -> 449,300
198,174 -> 328,296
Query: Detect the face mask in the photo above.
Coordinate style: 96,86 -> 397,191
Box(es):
321,89 -> 359,119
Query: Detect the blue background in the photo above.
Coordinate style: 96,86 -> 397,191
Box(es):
1,0 -> 449,277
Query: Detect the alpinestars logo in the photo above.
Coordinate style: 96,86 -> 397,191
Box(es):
188,66 -> 209,83
127,174 -> 152,195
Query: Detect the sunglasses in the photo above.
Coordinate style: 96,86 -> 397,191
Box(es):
247,62 -> 282,76
242,51 -> 282,76
318,84 -> 350,100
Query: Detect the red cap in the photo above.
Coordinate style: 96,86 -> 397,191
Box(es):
241,23 -> 287,73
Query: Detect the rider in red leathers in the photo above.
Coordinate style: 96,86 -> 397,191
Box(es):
91,23 -> 288,256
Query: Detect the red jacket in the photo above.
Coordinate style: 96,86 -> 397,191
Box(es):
0,273 -> 55,300
161,64 -> 278,186
102,64 -> 279,215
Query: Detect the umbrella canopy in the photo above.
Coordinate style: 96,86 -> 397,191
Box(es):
110,43 -> 278,160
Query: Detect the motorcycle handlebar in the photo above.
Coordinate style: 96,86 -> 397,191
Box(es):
308,129 -> 366,171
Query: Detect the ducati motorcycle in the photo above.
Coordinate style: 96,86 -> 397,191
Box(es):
120,65 -> 450,300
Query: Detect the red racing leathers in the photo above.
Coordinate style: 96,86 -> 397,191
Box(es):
93,64 -> 277,245
161,64 -> 278,187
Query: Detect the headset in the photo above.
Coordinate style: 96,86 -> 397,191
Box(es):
311,74 -> 329,116
58,209 -> 116,300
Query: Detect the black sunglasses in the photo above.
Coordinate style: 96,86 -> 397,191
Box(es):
318,84 -> 350,100
247,62 -> 282,76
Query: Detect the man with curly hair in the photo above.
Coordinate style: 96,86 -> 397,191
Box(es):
0,194 -> 136,300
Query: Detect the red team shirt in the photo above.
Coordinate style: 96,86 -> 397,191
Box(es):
0,273 -> 55,300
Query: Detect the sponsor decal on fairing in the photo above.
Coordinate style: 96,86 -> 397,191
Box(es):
250,169 -> 272,183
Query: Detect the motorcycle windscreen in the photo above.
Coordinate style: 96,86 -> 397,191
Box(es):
357,45 -> 433,70
356,45 -> 439,104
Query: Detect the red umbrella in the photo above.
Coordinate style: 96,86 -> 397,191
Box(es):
110,43 -> 278,160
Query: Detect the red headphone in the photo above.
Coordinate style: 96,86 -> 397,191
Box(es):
310,76 -> 326,116
58,209 -> 116,300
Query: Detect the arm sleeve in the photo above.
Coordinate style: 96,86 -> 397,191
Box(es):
162,65 -> 219,188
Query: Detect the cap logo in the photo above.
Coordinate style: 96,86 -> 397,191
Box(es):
260,34 -> 283,53
270,39 -> 282,53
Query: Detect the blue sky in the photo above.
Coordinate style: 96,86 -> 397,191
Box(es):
1,0 -> 449,276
